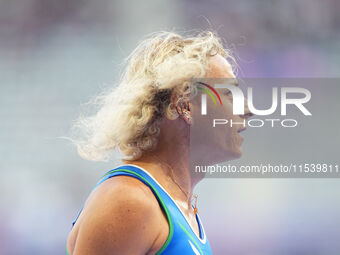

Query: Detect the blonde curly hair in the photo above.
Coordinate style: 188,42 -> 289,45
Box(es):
70,30 -> 235,162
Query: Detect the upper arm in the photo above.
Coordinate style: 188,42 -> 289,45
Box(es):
72,177 -> 162,255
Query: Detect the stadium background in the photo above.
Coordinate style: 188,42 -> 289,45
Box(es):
1,0 -> 340,254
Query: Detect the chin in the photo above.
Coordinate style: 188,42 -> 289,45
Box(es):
211,150 -> 241,164
228,147 -> 243,160
234,149 -> 243,159
220,144 -> 243,161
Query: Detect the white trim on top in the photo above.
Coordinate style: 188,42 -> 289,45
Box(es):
113,163 -> 207,244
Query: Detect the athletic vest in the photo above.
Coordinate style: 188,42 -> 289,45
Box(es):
68,164 -> 212,255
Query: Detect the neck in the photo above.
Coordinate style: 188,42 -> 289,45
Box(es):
149,151 -> 192,200
125,118 -> 203,209
140,149 -> 194,208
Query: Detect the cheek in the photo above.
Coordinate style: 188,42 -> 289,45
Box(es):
209,100 -> 238,139
191,97 -> 239,147
223,99 -> 234,117
224,99 -> 243,130
221,101 -> 244,148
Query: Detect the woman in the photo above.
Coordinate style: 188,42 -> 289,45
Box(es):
67,31 -> 252,255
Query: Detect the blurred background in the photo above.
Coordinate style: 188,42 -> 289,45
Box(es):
1,0 -> 339,254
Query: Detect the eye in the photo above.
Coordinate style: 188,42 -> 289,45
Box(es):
224,90 -> 232,96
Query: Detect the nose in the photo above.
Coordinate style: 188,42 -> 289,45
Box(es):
241,98 -> 253,119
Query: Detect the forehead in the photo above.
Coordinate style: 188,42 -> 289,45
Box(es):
206,54 -> 234,78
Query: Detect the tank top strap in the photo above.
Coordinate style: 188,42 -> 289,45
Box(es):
96,164 -> 173,200
115,165 -> 209,246
72,165 -> 173,224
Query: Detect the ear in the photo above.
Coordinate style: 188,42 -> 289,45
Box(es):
170,88 -> 192,125
176,100 -> 192,125
181,111 -> 192,125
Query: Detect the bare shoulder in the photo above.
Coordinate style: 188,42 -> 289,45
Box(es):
90,175 -> 161,211
70,175 -> 164,255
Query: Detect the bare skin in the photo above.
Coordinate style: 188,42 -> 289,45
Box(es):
66,54 -> 252,255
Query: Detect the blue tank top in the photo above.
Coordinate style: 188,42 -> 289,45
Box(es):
68,164 -> 212,255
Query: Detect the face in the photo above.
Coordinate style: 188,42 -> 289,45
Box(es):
190,54 -> 252,166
